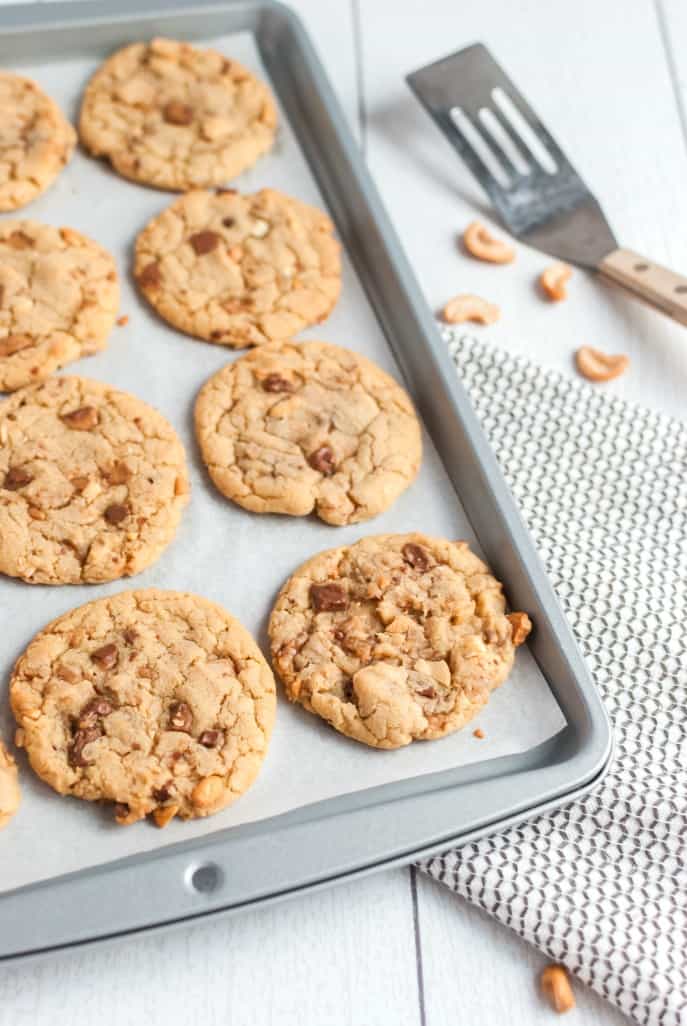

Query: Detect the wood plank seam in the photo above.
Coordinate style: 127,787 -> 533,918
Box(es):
350,0 -> 368,154
655,0 -> 687,153
410,867 -> 428,1026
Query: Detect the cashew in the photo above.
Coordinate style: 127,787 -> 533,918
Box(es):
575,346 -> 629,382
540,262 -> 572,301
191,774 -> 224,809
507,611 -> 532,646
540,964 -> 576,1014
462,221 -> 515,264
153,804 -> 179,829
442,293 -> 500,325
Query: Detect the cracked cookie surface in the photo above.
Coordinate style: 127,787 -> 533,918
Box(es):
0,220 -> 119,392
79,38 -> 277,190
269,533 -> 532,749
0,376 -> 189,584
10,589 -> 276,825
0,72 -> 76,212
195,340 -> 422,525
135,188 -> 341,347
0,739 -> 20,830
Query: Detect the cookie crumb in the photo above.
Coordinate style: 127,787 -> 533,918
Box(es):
116,314 -> 129,327
473,728 -> 485,739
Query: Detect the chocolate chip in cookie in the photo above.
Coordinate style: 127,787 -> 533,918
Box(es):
308,445 -> 337,476
4,467 -> 33,490
169,700 -> 193,733
402,542 -> 430,571
189,230 -> 220,255
310,582 -> 348,612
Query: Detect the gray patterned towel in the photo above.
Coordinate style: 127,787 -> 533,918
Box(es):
422,333 -> 686,1026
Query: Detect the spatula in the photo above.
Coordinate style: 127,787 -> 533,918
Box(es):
407,43 -> 687,325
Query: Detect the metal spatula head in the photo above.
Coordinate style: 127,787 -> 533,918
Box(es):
407,43 -> 617,269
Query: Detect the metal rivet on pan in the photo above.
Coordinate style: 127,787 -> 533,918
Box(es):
185,863 -> 223,893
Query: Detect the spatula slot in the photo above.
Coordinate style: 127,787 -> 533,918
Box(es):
492,87 -> 558,174
478,107 -> 531,176
449,106 -> 511,188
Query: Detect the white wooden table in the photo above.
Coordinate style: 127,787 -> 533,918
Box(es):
1,2 -> 685,1024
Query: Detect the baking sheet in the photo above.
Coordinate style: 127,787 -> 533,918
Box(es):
0,31 -> 565,894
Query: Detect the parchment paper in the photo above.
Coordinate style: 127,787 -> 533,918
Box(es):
0,32 -> 564,893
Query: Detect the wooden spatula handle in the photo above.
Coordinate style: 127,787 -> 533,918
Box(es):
598,248 -> 687,326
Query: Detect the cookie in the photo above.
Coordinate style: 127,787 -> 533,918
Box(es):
134,188 -> 341,347
0,72 -> 76,212
269,534 -> 532,749
0,376 -> 189,584
10,590 -> 276,825
195,341 -> 422,525
0,221 -> 120,392
79,38 -> 277,190
0,739 -> 20,830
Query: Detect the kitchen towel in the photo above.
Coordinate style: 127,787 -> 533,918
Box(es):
422,333 -> 686,1026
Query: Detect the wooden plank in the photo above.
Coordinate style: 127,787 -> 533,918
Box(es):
658,1 -> 687,145
359,0 -> 687,420
0,874 -> 420,1026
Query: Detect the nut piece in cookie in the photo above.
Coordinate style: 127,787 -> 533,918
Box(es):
0,72 -> 76,213
78,39 -> 277,190
269,533 -> 532,749
134,188 -> 341,348
0,222 -> 119,392
0,375 -> 189,584
0,739 -> 20,829
194,340 -> 422,525
10,590 -> 276,825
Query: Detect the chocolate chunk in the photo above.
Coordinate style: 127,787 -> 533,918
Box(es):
0,334 -> 33,357
61,406 -> 99,431
169,701 -> 193,732
138,262 -> 161,289
3,466 -> 33,490
78,696 -> 114,729
163,100 -> 193,125
262,373 -> 294,394
199,729 -> 224,748
308,445 -> 337,476
153,785 -> 172,803
123,628 -> 138,645
91,643 -> 119,670
104,503 -> 128,525
217,188 -> 237,196
189,231 -> 220,255
416,686 -> 436,699
6,230 -> 32,250
310,582 -> 348,612
402,542 -> 430,571
68,726 -> 101,768
222,216 -> 236,228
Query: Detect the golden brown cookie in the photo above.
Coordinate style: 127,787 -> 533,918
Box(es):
269,533 -> 532,749
0,376 -> 189,584
0,221 -> 120,392
134,188 -> 341,347
79,38 -> 276,190
0,71 -> 76,212
195,340 -> 422,525
0,739 -> 20,830
11,590 -> 276,826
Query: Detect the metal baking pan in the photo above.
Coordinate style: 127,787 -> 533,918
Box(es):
0,0 -> 611,963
